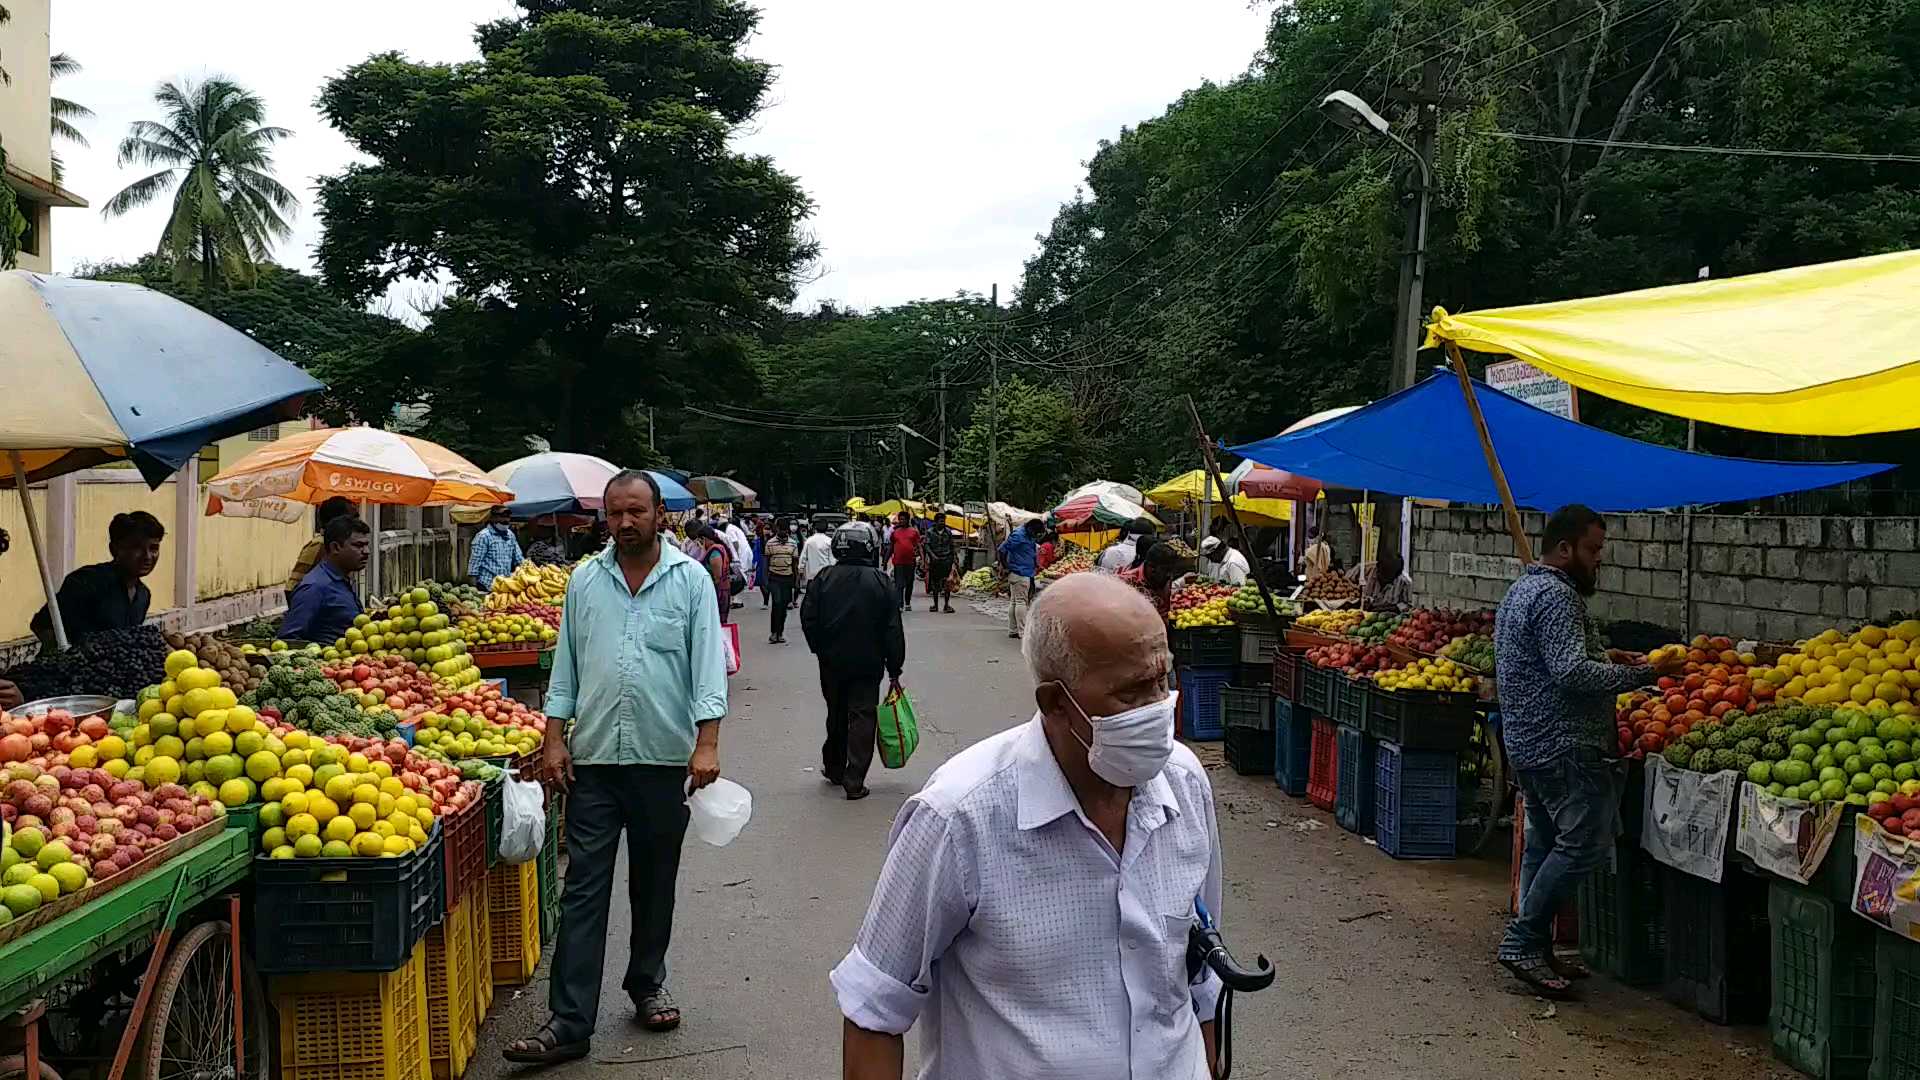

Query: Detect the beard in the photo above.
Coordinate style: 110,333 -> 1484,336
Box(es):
615,527 -> 657,556
1569,563 -> 1599,596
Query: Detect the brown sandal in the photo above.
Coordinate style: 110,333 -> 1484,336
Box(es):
503,1022 -> 589,1064
1500,954 -> 1575,999
638,989 -> 681,1032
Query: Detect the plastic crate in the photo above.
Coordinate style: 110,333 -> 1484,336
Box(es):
1334,676 -> 1371,729
1301,663 -> 1335,716
484,778 -> 503,869
1577,843 -> 1666,984
1770,881 -> 1877,1080
1374,740 -> 1459,860
1365,689 -> 1477,752
1221,685 -> 1274,731
538,792 -> 563,942
1224,726 -> 1275,776
1270,650 -> 1301,704
1306,716 -> 1339,811
423,901 -> 477,1080
1231,663 -> 1268,689
1817,807 -> 1861,909
1333,724 -> 1376,835
486,858 -> 541,986
442,796 -> 486,913
1872,930 -> 1920,1080
1171,626 -> 1239,668
467,878 -> 493,1020
1179,665 -> 1234,741
254,825 -> 446,974
1662,863 -> 1771,1025
1273,698 -> 1311,797
223,801 -> 264,838
1238,622 -> 1282,665
272,939 -> 430,1080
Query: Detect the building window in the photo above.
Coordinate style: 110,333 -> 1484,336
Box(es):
17,200 -> 42,257
248,424 -> 281,442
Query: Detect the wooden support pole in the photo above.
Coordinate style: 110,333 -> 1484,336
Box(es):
1184,396 -> 1289,625
1444,341 -> 1535,564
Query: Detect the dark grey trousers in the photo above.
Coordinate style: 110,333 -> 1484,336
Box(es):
820,663 -> 882,790
548,764 -> 689,1042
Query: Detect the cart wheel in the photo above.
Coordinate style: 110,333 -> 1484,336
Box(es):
1463,714 -> 1511,857
0,1055 -> 65,1080
139,920 -> 270,1080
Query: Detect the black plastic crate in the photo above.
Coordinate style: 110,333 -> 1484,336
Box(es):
1374,740 -> 1458,860
1873,929 -> 1920,1080
1270,650 -> 1301,704
1179,665 -> 1234,741
1301,663 -> 1334,716
1770,881 -> 1876,1080
1578,842 -> 1666,985
1662,862 -> 1771,1025
1274,698 -> 1311,796
1334,724 -> 1376,836
1365,688 -> 1477,751
254,824 -> 445,974
1334,676 -> 1372,730
485,777 -> 503,868
1171,626 -> 1239,668
1817,806 -> 1862,909
1231,663 -> 1269,689
1222,685 -> 1274,731
1224,726 -> 1275,776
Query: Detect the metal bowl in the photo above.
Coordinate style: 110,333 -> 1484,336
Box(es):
15,694 -> 117,719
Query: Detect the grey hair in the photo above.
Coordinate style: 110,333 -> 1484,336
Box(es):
1022,587 -> 1088,686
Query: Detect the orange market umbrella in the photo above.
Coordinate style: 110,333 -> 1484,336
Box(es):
204,426 -> 512,521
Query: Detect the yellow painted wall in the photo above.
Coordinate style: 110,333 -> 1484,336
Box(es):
0,488 -> 49,640
73,479 -> 177,611
199,509 -> 310,601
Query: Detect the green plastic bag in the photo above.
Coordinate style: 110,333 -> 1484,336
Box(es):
877,686 -> 920,769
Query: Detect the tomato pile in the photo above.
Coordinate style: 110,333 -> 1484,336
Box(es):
1306,642 -> 1395,677
1616,634 -> 1765,756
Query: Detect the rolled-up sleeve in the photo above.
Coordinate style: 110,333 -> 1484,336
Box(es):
685,567 -> 728,721
830,798 -> 973,1034
544,573 -> 582,721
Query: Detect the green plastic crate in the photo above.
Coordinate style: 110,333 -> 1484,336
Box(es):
1771,881 -> 1877,1080
1578,843 -> 1666,986
537,792 -> 562,941
1872,931 -> 1920,1080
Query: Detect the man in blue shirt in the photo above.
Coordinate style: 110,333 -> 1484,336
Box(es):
281,515 -> 370,645
468,505 -> 524,589
506,469 -> 726,1065
997,519 -> 1042,640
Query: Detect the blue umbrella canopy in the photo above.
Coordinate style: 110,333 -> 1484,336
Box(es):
0,271 -> 323,486
481,452 -> 696,516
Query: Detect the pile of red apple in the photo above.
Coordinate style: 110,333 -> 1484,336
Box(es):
322,655 -> 443,719
1388,608 -> 1495,653
1868,793 -> 1920,837
435,682 -> 548,735
1305,642 -> 1395,676
3,764 -> 223,882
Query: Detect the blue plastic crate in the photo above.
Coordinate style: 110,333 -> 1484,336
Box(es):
1179,666 -> 1234,741
1334,724 -> 1375,835
1375,740 -> 1459,859
1273,698 -> 1310,796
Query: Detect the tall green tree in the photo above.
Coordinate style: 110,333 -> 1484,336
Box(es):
102,77 -> 297,288
49,52 -> 92,182
313,0 -> 816,458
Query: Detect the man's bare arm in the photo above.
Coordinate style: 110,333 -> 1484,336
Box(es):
843,1019 -> 904,1080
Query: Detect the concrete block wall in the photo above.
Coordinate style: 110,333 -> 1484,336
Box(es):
1410,508 -> 1920,643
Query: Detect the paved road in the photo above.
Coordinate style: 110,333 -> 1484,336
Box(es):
469,595 -> 1793,1080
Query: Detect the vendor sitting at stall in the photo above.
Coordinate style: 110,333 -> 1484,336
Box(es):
1345,549 -> 1413,612
281,515 -> 371,644
32,511 -> 165,647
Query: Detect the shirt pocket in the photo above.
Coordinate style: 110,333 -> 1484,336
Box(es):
1157,906 -> 1202,1010
643,610 -> 688,655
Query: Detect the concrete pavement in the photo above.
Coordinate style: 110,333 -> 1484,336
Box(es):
468,594 -> 1794,1079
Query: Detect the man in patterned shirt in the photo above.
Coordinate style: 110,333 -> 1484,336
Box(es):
468,505 -> 525,589
1494,504 -> 1683,997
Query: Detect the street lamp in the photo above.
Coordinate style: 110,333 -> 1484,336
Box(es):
896,423 -> 947,508
1318,90 -> 1431,390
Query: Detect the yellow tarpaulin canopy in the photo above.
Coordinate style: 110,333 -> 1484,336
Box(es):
1144,469 -> 1292,525
1423,248 -> 1920,436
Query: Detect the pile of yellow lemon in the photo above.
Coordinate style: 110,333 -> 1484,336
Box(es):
1298,608 -> 1365,634
1372,656 -> 1477,693
115,651 -> 290,806
258,748 -> 436,859
1766,622 -> 1920,711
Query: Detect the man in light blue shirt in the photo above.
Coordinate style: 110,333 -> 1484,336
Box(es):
468,505 -> 524,589
505,470 -> 726,1065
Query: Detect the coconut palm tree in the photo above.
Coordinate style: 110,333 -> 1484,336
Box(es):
50,52 -> 93,183
102,77 -> 297,289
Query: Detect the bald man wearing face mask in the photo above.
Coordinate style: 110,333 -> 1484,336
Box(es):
832,574 -> 1224,1080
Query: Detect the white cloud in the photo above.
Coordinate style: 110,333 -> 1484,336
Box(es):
53,0 -> 1270,311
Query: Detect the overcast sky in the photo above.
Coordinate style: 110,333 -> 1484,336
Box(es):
52,0 -> 1272,311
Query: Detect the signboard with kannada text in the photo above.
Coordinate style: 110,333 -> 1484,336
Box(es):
1486,359 -> 1579,421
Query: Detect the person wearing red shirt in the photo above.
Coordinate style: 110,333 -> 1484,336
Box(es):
888,511 -> 922,611
1036,530 -> 1059,572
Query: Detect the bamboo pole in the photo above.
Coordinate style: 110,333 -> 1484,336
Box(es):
1184,396 -> 1289,625
1443,341 -> 1535,564
11,452 -> 68,648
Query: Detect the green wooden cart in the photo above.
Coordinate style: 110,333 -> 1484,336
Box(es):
0,826 -> 265,1080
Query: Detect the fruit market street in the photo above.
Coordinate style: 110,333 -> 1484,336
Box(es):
467,599 -> 1796,1080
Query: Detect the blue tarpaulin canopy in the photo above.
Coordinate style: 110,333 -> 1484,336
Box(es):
1229,374 -> 1891,512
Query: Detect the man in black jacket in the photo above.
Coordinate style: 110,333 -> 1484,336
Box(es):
801,523 -> 907,800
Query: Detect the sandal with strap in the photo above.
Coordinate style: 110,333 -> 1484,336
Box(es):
638,989 -> 682,1032
1499,954 -> 1575,1000
503,1022 -> 590,1064
1548,950 -> 1593,980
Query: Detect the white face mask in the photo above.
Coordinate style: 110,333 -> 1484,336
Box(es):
1058,685 -> 1178,788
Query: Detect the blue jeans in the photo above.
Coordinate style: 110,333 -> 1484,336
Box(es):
1499,748 -> 1619,959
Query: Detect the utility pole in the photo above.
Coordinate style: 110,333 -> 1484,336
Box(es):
647,407 -> 655,452
987,283 -> 999,506
845,433 -> 854,505
937,365 -> 948,509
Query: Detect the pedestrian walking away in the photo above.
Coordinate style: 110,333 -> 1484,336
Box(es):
1492,504 -> 1682,998
801,522 -> 905,800
998,518 -> 1042,639
832,573 -> 1224,1078
763,516 -> 801,643
888,510 -> 921,611
754,519 -> 772,607
800,521 -> 835,604
504,469 -> 728,1064
923,517 -> 957,613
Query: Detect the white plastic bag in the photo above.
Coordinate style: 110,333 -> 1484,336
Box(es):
685,777 -> 753,847
498,770 -> 547,864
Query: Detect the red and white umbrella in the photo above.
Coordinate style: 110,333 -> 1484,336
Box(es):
1229,405 -> 1364,499
1049,481 -> 1160,530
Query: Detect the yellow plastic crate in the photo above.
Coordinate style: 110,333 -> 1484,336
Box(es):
424,901 -> 477,1080
467,878 -> 494,1019
486,860 -> 540,986
272,939 -> 430,1080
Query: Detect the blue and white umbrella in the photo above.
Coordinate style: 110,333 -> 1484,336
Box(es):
483,452 -> 696,515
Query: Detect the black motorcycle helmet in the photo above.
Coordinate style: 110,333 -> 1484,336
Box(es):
831,521 -> 878,566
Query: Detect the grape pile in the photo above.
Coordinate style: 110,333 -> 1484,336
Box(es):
1,625 -> 172,700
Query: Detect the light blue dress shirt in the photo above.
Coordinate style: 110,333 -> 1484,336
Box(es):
546,540 -> 728,766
